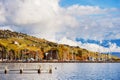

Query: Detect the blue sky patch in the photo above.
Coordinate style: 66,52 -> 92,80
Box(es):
60,0 -> 120,8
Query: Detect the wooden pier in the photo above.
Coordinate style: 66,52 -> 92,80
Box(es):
0,65 -> 53,74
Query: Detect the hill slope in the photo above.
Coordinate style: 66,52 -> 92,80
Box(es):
0,30 -> 119,61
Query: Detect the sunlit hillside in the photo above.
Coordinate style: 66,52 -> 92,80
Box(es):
0,30 -> 119,61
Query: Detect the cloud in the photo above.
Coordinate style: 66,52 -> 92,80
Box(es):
0,2 -> 6,23
9,0 -> 60,25
65,5 -> 115,16
58,37 -> 120,52
58,37 -> 79,46
0,0 -> 80,41
0,25 -> 13,31
108,42 -> 120,52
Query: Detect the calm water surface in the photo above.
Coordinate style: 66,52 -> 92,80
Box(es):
0,63 -> 120,80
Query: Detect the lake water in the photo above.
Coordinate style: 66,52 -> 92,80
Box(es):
0,63 -> 120,80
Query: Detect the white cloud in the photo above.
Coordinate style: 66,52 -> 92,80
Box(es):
58,37 -> 120,52
65,5 -> 111,16
11,0 -> 60,25
79,43 -> 109,52
82,42 -> 120,53
58,37 -> 79,46
0,2 -> 6,23
0,25 -> 13,31
109,43 -> 120,52
0,0 -> 80,41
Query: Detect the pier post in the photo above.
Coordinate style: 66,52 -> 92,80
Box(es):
4,66 -> 8,74
49,65 -> 52,74
49,68 -> 52,74
20,68 -> 23,74
55,67 -> 57,70
38,69 -> 41,74
38,65 -> 41,74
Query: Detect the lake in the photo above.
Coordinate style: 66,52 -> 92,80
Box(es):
0,63 -> 120,80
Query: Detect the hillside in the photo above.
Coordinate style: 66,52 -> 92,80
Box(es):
0,30 -> 119,62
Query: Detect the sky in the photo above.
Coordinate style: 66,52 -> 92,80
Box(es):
0,0 -> 120,52
60,0 -> 120,8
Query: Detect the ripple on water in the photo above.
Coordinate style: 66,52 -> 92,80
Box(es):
0,63 -> 120,80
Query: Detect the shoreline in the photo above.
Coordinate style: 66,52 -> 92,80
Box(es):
1,61 -> 120,63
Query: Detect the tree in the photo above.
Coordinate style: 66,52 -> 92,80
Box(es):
78,50 -> 82,57
0,46 -> 7,61
8,49 -> 15,60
